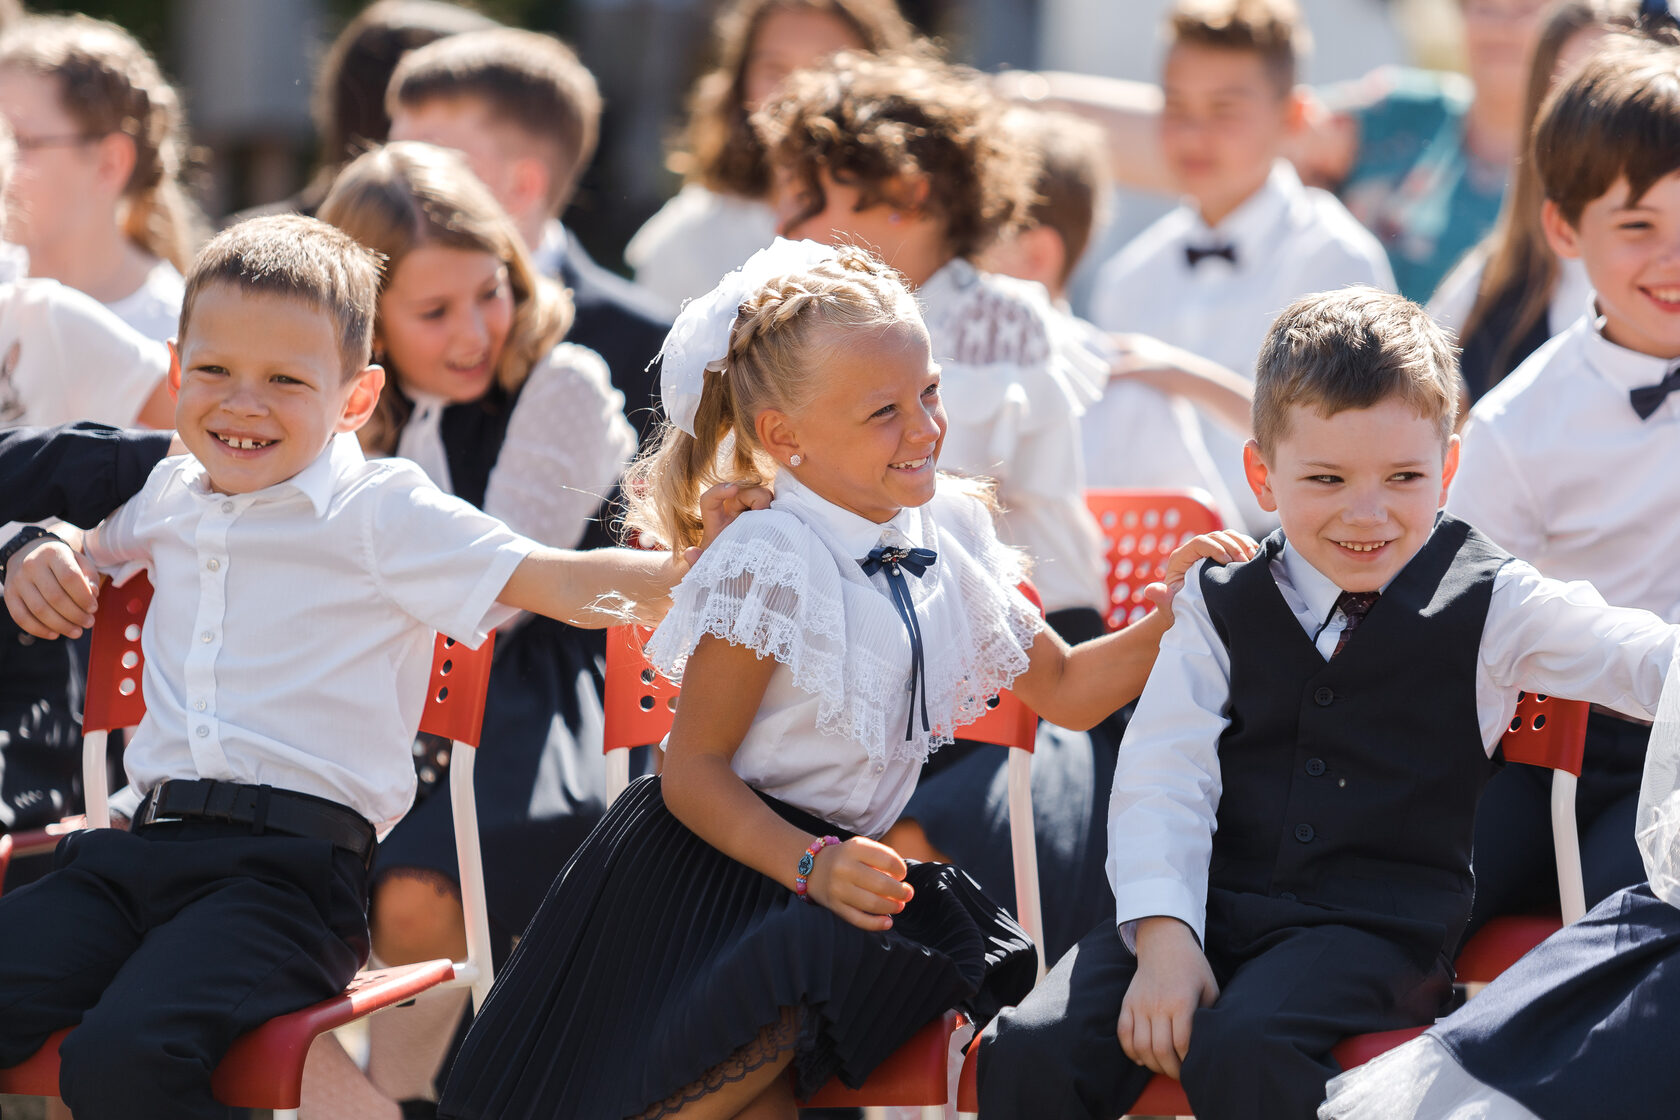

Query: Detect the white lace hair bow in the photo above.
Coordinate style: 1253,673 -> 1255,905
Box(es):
656,238 -> 842,436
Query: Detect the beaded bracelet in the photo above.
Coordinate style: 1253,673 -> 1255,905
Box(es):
794,835 -> 841,900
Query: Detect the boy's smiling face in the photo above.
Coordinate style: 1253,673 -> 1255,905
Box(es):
1244,398 -> 1458,592
170,283 -> 383,495
1545,170 -> 1680,359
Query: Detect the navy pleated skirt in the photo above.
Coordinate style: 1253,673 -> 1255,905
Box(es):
1441,881 -> 1680,1117
436,775 -> 1037,1120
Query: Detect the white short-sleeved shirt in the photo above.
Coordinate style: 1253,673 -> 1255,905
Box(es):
84,432 -> 538,836
1107,533 -> 1680,947
624,184 -> 780,316
1089,161 -> 1395,535
0,277 -> 166,430
102,257 -> 184,343
917,258 -> 1108,617
646,473 -> 1044,837
394,340 -> 636,549
1448,312 -> 1680,622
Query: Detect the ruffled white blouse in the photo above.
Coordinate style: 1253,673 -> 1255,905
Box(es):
646,472 -> 1044,837
917,258 -> 1108,616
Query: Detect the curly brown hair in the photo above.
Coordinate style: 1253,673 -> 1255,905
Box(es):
753,48 -> 1039,262
675,0 -> 914,199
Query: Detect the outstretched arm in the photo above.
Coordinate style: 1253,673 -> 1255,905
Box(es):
1109,334 -> 1254,437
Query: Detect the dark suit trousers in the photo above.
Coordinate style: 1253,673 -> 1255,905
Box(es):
0,819 -> 369,1120
977,899 -> 1451,1120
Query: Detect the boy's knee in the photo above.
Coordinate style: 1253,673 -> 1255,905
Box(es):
61,1010 -> 197,1117
371,868 -> 466,964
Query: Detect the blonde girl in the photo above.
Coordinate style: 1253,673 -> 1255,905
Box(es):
0,14 -> 206,340
436,239 -> 1250,1120
624,0 -> 914,311
303,141 -> 635,1120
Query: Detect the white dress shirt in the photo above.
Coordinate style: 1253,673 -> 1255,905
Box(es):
1089,161 -> 1396,535
1107,533 -> 1680,946
394,340 -> 635,549
918,258 -> 1108,616
647,473 -> 1044,837
1449,312 -> 1680,622
84,433 -> 537,836
623,184 -> 780,316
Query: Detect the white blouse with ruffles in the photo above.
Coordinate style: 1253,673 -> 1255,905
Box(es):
917,258 -> 1108,618
646,472 -> 1044,838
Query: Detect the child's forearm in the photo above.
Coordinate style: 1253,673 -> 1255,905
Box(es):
497,546 -> 679,628
998,71 -> 1174,193
662,750 -> 815,889
1014,609 -> 1172,730
1116,343 -> 1254,437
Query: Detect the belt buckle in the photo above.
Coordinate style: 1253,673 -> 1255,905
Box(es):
138,783 -> 171,827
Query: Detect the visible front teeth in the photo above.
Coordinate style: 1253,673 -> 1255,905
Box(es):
216,434 -> 273,451
891,457 -> 929,469
1338,541 -> 1383,552
1650,287 -> 1680,303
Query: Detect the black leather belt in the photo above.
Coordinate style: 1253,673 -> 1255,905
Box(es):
136,778 -> 377,866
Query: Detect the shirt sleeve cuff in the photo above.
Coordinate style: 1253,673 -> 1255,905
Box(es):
448,536 -> 537,646
1115,878 -> 1207,948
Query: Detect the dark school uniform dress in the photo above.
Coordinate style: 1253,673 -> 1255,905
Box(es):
437,476 -> 1042,1120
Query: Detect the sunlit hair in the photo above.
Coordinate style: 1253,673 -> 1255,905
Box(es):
0,14 -> 207,270
1253,286 -> 1459,456
625,245 -> 921,551
754,48 -> 1038,261
1167,0 -> 1310,96
388,27 -> 602,214
1460,0 -> 1648,390
179,214 -> 380,380
676,0 -> 913,198
317,142 -> 572,454
1008,107 -> 1110,285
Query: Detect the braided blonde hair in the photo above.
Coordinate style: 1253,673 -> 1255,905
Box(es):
625,245 -> 919,551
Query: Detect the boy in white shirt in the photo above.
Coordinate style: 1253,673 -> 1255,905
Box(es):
1448,41 -> 1680,935
0,214 -> 689,1120
977,286 -> 1680,1120
1088,0 -> 1392,534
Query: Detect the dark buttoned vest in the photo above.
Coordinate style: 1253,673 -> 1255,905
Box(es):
1199,514 -> 1508,956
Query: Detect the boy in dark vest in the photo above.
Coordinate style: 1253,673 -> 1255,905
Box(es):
976,285 -> 1680,1120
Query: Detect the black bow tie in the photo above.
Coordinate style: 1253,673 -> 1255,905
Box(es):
1185,242 -> 1237,268
860,545 -> 938,740
1630,366 -> 1680,420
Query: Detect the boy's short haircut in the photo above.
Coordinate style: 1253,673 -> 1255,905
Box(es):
388,27 -> 601,216
1011,109 -> 1109,284
1253,286 -> 1459,455
1533,37 -> 1680,226
179,214 -> 381,379
1166,0 -> 1309,96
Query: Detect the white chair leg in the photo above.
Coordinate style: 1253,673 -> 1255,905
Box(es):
1552,771 -> 1586,924
919,1105 -> 944,1120
274,1110 -> 299,1120
862,1107 -> 888,1120
605,747 -> 630,806
449,741 -> 495,1011
83,729 -> 110,828
1006,749 -> 1047,981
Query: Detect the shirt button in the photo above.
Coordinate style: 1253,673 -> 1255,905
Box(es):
1313,686 -> 1335,706
1279,891 -> 1298,902
1294,823 -> 1315,843
195,725 -> 209,738
221,501 -> 235,514
206,558 -> 220,571
194,699 -> 206,711
200,631 -> 214,643
874,763 -> 885,774
1305,758 -> 1326,776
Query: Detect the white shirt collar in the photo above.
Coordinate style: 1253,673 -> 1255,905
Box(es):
771,472 -> 923,560
1186,159 -> 1301,260
1578,308 -> 1676,393
178,431 -> 362,518
1276,522 -> 1414,624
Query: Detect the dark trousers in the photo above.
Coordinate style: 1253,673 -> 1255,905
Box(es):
0,819 -> 370,1120
1466,710 -> 1649,937
977,904 -> 1450,1120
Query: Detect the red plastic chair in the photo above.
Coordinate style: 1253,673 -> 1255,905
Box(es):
1455,692 -> 1589,987
0,573 -> 499,1118
601,585 -> 1048,1119
1085,489 -> 1224,632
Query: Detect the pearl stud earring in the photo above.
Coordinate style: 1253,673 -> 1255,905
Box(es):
789,454 -> 803,467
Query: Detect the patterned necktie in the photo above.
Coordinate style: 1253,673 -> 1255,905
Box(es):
1332,591 -> 1381,658
859,545 -> 938,740
1629,365 -> 1680,420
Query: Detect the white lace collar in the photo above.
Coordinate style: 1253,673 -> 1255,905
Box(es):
770,473 -> 925,560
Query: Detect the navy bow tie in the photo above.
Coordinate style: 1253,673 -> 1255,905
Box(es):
860,545 -> 938,740
1185,242 -> 1237,268
1629,366 -> 1680,420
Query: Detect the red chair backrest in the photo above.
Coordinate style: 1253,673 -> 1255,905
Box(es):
1500,692 -> 1589,777
603,625 -> 680,752
82,572 -> 495,747
1085,489 -> 1223,632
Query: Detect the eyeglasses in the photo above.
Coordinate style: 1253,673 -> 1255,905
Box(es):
11,132 -> 102,153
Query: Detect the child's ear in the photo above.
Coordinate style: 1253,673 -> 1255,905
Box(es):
754,407 -> 801,469
1282,84 -> 1309,133
511,156 -> 555,225
337,364 -> 387,433
1438,434 -> 1461,505
1242,439 -> 1278,512
94,131 -> 138,196
889,173 -> 933,218
1540,199 -> 1582,260
166,340 -> 182,401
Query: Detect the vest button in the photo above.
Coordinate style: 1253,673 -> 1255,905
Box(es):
1294,823 -> 1315,843
1313,686 -> 1334,706
1305,757 -> 1326,776
1279,891 -> 1298,902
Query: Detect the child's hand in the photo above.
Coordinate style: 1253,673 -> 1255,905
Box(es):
4,538 -> 99,640
805,836 -> 915,932
1118,916 -> 1220,1079
683,481 -> 774,568
1142,530 -> 1258,624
